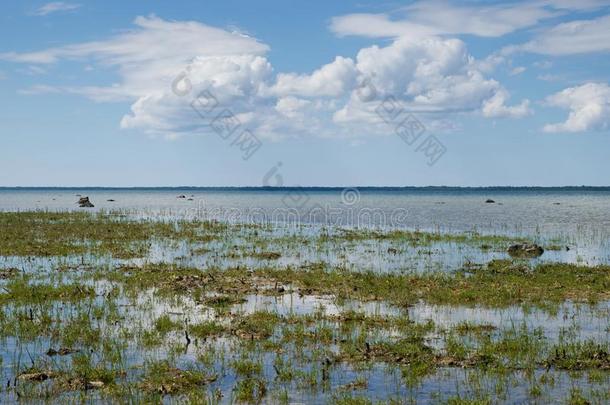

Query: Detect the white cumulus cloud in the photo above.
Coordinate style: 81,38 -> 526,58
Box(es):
543,82 -> 610,132
271,57 -> 357,97
482,90 -> 531,118
334,37 -> 530,123
4,16 -> 530,140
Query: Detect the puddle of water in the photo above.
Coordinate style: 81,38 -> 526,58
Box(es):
408,301 -> 610,342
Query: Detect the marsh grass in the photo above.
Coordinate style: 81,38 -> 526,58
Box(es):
0,211 -> 608,403
255,259 -> 610,307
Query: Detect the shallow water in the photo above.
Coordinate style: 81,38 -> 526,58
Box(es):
1,260 -> 608,403
408,301 -> 610,343
2,187 -> 610,234
1,193 -> 610,402
3,187 -> 610,265
121,226 -> 610,270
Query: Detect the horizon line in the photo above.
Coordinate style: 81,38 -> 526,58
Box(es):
2,185 -> 610,190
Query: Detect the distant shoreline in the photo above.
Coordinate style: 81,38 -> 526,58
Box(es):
1,186 -> 610,192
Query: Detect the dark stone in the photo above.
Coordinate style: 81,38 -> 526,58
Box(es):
46,347 -> 78,356
177,195 -> 186,199
107,199 -> 115,202
507,243 -> 544,258
485,199 -> 495,203
77,196 -> 94,208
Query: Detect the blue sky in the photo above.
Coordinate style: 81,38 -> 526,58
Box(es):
1,0 -> 610,186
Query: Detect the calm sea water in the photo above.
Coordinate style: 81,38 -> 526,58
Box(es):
1,187 -> 610,239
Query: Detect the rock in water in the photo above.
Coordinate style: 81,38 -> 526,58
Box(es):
485,199 -> 495,203
77,196 -> 94,208
507,243 -> 544,258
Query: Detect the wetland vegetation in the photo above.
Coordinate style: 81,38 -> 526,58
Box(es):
0,211 -> 608,403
